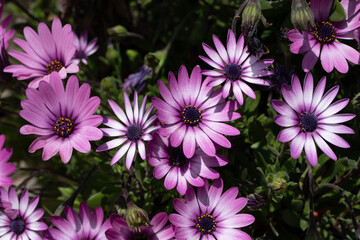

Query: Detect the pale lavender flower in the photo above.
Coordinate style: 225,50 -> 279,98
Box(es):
122,65 -> 152,93
72,30 -> 98,65
0,134 -> 15,186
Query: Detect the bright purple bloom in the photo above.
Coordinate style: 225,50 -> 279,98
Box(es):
0,134 -> 15,186
288,0 -> 360,73
19,72 -> 103,163
272,73 -> 355,166
152,65 -> 240,159
147,132 -> 228,195
4,18 -> 79,88
122,65 -> 152,93
169,178 -> 255,240
0,187 -> 48,239
200,29 -> 273,105
0,0 -> 15,49
72,30 -> 98,65
46,202 -> 111,240
341,0 -> 360,44
105,212 -> 175,240
96,91 -> 159,169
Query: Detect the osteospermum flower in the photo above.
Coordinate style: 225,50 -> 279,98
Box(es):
122,65 -> 152,93
200,29 -> 273,105
96,91 -> 159,169
147,132 -> 228,195
72,30 -> 98,65
0,134 -> 15,186
340,0 -> 360,44
46,202 -> 111,240
105,212 -> 175,240
0,0 -> 15,49
288,0 -> 360,73
272,73 -> 355,166
19,72 -> 103,163
0,187 -> 48,239
4,18 -> 79,88
169,178 -> 255,240
152,65 -> 240,159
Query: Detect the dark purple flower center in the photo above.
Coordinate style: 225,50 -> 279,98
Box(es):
76,50 -> 87,59
313,21 -> 336,43
54,117 -> 74,137
299,112 -> 318,132
132,232 -> 149,240
225,64 -> 242,81
181,105 -> 202,126
196,213 -> 216,235
169,147 -> 189,167
46,59 -> 64,74
126,124 -> 143,141
10,218 -> 25,235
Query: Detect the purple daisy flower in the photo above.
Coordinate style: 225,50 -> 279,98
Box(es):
152,65 -> 241,159
0,0 -> 15,49
147,132 -> 228,195
288,0 -> 360,73
19,72 -> 103,163
0,187 -> 48,239
4,18 -> 79,88
105,212 -> 175,240
96,91 -> 159,169
72,30 -> 98,65
340,0 -> 360,43
46,202 -> 111,240
122,65 -> 152,93
169,178 -> 255,240
272,73 -> 355,166
0,134 -> 15,187
200,29 -> 273,105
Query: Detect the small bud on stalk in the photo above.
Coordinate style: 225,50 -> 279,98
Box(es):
291,0 -> 315,32
272,177 -> 288,194
241,0 -> 262,31
126,201 -> 150,232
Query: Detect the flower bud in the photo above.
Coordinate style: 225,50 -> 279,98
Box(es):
352,92 -> 360,111
125,202 -> 150,232
241,0 -> 262,30
272,178 -> 287,194
291,0 -> 315,32
247,194 -> 266,210
144,53 -> 160,69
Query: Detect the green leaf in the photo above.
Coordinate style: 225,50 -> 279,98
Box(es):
339,158 -> 358,169
87,192 -> 105,208
260,0 -> 272,10
328,0 -> 346,22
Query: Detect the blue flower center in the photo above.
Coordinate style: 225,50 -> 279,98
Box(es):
313,21 -> 335,43
196,213 -> 216,235
181,105 -> 202,126
169,147 -> 189,167
54,117 -> 74,137
46,59 -> 64,74
10,219 -> 25,235
225,63 -> 242,80
299,112 -> 318,132
126,124 -> 143,141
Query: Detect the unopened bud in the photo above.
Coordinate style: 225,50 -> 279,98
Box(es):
247,194 -> 266,210
241,0 -> 261,30
291,0 -> 315,32
144,53 -> 160,69
352,93 -> 360,111
125,202 -> 150,232
272,178 -> 287,194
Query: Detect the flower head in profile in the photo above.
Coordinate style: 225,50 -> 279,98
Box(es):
46,202 -> 111,240
288,0 -> 360,73
152,65 -> 240,159
200,30 -> 273,105
169,178 -> 255,240
122,65 -> 152,93
96,91 -> 159,169
147,132 -> 228,195
19,72 -> 103,163
0,37 -> 11,82
0,0 -> 15,49
268,63 -> 294,91
4,18 -> 79,88
272,73 -> 355,166
0,187 -> 48,239
0,134 -> 15,187
105,212 -> 175,240
72,30 -> 98,65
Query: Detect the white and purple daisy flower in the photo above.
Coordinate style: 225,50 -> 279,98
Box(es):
152,65 -> 240,159
169,178 -> 255,240
288,0 -> 360,73
147,132 -> 228,195
4,18 -> 79,88
19,72 -> 103,163
46,202 -> 111,240
272,73 -> 355,166
0,134 -> 15,187
96,91 -> 159,169
0,187 -> 48,239
72,30 -> 98,65
0,0 -> 15,49
200,29 -> 273,105
105,212 -> 175,240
